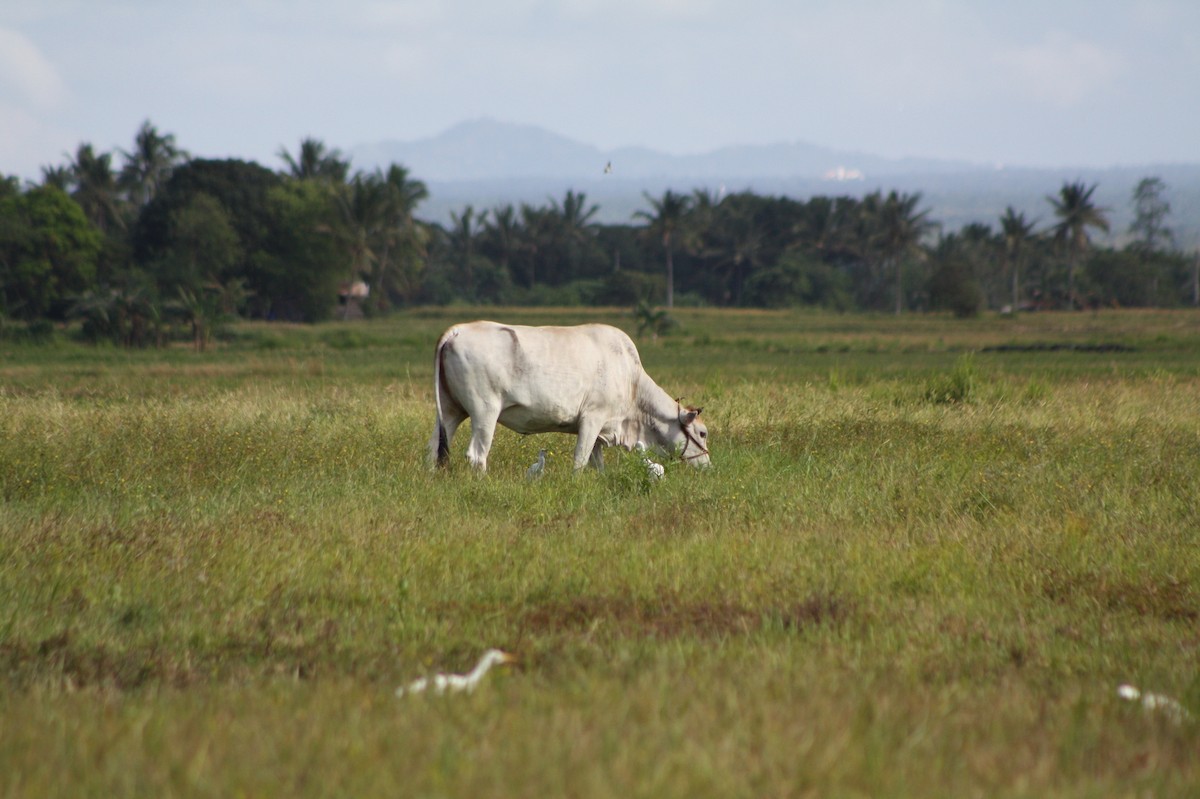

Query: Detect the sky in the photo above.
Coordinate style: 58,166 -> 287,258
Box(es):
2,0 -> 1199,182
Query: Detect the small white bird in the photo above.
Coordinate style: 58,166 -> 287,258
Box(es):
603,161 -> 612,174
397,649 -> 518,697
526,449 -> 548,480
635,441 -> 664,481
1117,684 -> 1193,724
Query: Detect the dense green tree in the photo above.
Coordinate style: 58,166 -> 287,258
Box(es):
0,176 -> 19,201
134,159 -> 281,311
154,193 -> 242,291
258,180 -> 345,321
1048,181 -> 1109,308
1085,249 -> 1147,307
0,185 -> 102,319
743,249 -> 852,309
927,231 -> 986,317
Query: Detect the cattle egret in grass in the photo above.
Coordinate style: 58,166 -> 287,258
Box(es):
526,449 -> 548,480
635,441 -> 665,481
1117,684 -> 1193,723
397,649 -> 518,697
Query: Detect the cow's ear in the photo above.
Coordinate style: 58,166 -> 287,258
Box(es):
679,407 -> 698,426
694,407 -> 703,416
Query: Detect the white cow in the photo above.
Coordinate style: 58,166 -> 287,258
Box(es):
430,321 -> 710,472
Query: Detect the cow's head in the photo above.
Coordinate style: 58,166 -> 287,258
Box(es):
672,403 -> 710,468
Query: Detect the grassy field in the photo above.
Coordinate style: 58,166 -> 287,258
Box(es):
2,307 -> 1199,797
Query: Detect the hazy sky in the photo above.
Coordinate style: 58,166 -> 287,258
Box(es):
2,0 -> 1198,181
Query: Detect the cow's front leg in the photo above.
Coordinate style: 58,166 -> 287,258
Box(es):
573,418 -> 604,471
466,406 -> 501,471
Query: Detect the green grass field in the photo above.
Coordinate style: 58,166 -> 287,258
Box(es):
2,308 -> 1199,797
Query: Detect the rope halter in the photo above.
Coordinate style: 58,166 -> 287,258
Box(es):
676,400 -> 709,462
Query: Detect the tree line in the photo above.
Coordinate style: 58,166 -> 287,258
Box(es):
2,121 -> 1195,347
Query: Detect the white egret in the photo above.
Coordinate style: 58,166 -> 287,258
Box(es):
603,161 -> 612,174
1117,684 -> 1193,723
397,649 -> 518,697
635,441 -> 665,481
526,449 -> 548,480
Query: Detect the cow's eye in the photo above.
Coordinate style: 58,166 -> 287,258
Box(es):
699,431 -> 707,438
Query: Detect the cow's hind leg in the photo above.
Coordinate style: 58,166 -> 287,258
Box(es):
588,441 -> 605,471
430,408 -> 467,468
465,406 -> 501,472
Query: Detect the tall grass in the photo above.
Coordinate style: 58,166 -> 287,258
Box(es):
1,308 -> 1198,796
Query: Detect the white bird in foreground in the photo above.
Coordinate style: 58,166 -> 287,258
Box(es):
635,441 -> 665,481
1117,684 -> 1193,724
526,449 -> 548,480
397,649 -> 518,697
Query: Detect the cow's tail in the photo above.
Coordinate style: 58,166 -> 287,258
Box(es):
429,328 -> 456,469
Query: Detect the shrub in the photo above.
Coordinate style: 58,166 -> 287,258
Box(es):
924,354 -> 978,403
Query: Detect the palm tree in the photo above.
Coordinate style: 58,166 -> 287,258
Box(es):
448,205 -> 488,298
794,195 -> 838,253
40,164 -> 74,192
709,197 -> 766,306
518,203 -> 557,288
1047,181 -> 1109,308
119,120 -> 187,207
633,190 -> 692,308
278,138 -> 350,183
550,190 -> 599,284
69,144 -> 125,232
873,191 -> 934,314
373,164 -> 429,308
70,279 -> 160,348
1128,177 -> 1174,304
999,207 -> 1037,313
483,204 -> 525,285
1128,176 -> 1173,254
632,299 -> 676,341
333,173 -> 387,316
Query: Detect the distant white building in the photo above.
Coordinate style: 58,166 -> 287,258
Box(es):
822,166 -> 865,182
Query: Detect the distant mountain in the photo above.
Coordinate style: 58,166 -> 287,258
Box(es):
353,119 -> 606,181
349,118 -> 1200,247
350,117 -> 980,182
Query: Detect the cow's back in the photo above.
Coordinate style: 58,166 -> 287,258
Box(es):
439,321 -> 643,434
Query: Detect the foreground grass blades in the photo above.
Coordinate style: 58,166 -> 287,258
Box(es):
1,308 -> 1199,796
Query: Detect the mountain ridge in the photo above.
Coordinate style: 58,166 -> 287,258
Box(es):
349,118 -> 1200,245
350,117 -> 986,182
